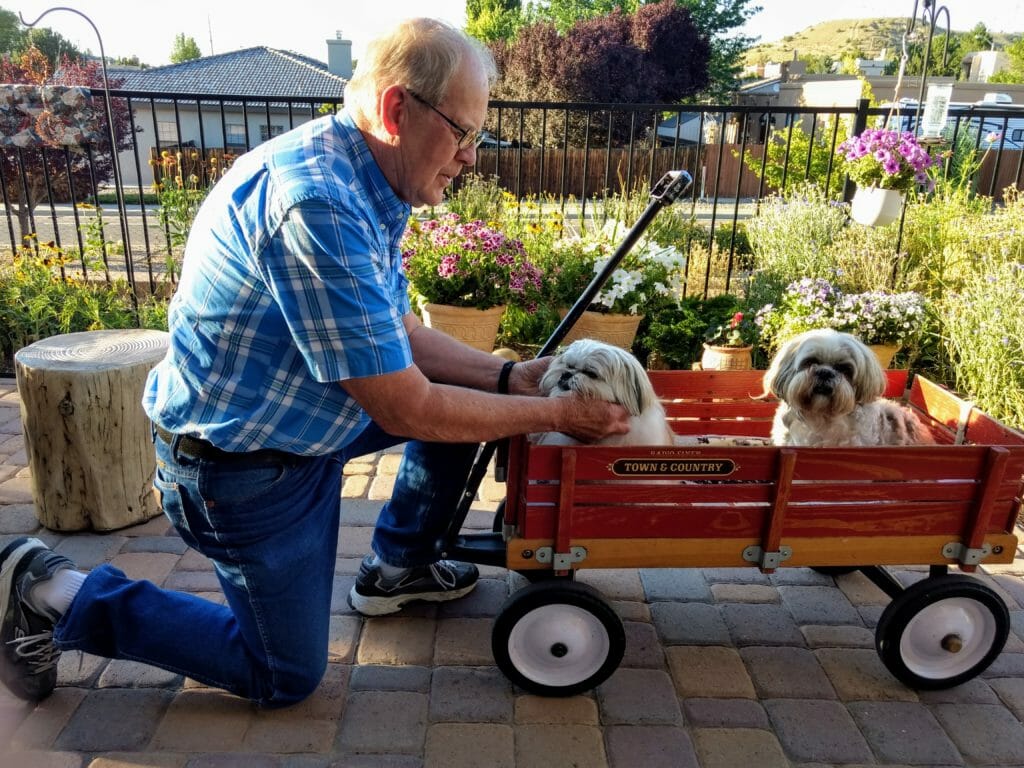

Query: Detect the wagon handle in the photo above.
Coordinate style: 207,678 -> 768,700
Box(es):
437,170 -> 693,563
538,170 -> 693,357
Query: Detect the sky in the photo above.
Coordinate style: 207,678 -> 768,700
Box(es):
8,0 -> 1024,68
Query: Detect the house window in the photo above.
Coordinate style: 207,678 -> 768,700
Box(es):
225,123 -> 246,148
156,121 -> 179,144
259,124 -> 284,142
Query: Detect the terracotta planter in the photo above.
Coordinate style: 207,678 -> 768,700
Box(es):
700,344 -> 753,371
850,186 -> 905,227
558,309 -> 643,350
868,343 -> 900,369
420,303 -> 506,352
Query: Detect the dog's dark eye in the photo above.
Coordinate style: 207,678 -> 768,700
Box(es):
835,363 -> 854,379
801,357 -> 819,369
580,368 -> 600,379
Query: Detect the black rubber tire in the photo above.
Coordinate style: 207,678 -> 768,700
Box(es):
875,574 -> 1009,690
492,581 -> 625,696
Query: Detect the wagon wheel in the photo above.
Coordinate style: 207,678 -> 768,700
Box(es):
492,581 -> 624,697
875,574 -> 1009,690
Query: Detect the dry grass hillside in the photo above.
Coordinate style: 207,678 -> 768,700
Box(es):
744,17 -> 1017,65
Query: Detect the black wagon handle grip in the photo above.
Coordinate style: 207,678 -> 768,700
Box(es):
538,170 -> 693,357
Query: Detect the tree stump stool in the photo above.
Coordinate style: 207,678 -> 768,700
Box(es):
14,329 -> 170,531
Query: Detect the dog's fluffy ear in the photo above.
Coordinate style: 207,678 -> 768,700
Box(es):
619,351 -> 654,416
845,333 -> 887,402
762,334 -> 799,399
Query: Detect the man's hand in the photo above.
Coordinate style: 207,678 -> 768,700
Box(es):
507,356 -> 552,396
557,396 -> 631,443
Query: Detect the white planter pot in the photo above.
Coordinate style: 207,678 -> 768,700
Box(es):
850,187 -> 905,227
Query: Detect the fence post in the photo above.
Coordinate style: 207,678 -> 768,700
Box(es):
843,99 -> 870,204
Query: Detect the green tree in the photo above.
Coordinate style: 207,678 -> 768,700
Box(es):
169,33 -> 202,63
0,7 -> 84,68
466,0 -> 524,42
989,36 -> 1024,84
1,7 -> 20,54
675,0 -> 761,102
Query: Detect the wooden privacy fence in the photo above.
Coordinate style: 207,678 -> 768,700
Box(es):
470,144 -> 767,199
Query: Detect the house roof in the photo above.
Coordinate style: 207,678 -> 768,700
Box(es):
109,47 -> 346,99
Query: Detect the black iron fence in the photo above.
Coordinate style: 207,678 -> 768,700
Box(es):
2,89 -> 1022,301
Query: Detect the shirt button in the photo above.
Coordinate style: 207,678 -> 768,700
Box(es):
379,223 -> 386,231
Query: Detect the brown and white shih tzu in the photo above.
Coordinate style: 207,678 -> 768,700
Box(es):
533,339 -> 675,446
763,328 -> 933,447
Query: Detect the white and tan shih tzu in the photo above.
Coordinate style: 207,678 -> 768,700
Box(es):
533,339 -> 675,446
763,328 -> 933,447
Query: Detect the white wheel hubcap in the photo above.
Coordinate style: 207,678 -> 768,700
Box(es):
508,603 -> 610,687
900,596 -> 997,679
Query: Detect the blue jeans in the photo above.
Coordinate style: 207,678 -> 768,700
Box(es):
52,423 -> 479,708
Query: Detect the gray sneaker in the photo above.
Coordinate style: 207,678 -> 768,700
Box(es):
0,538 -> 74,701
348,554 -> 478,616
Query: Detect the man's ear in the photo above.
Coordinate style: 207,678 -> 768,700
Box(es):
379,85 -> 407,138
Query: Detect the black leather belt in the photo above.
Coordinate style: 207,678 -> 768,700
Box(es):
154,424 -> 296,465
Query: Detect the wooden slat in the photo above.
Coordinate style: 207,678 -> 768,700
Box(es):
959,447 -> 1010,572
505,534 -> 1019,570
759,448 -> 796,572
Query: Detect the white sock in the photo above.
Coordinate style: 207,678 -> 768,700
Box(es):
372,555 -> 407,579
28,568 -> 86,617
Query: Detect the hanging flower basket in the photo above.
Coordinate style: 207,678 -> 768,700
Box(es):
850,186 -> 905,227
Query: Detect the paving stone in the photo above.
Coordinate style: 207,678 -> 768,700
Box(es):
56,650 -> 107,687
119,535 -> 189,555
605,725 -> 697,768
339,499 -> 381,526
918,677 -> 1001,704
349,665 -> 431,693
983,651 -> 1024,678
424,723 -> 514,768
720,603 -> 805,646
356,617 -> 436,666
433,617 -> 494,665
575,568 -> 645,601
367,473 -> 395,500
639,568 -> 712,602
328,615 -> 361,664
148,689 -> 254,752
815,648 -> 919,702
931,702 -> 1024,764
513,724 -> 607,768
834,570 -> 892,605
164,569 -> 223,593
109,551 -> 180,585
764,699 -> 873,764
0,474 -> 33,503
0,503 -> 41,533
801,624 -> 875,649
990,676 -> 1024,718
621,620 -> 666,668
682,697 -> 770,729
429,666 -> 512,723
331,573 -> 359,616
701,567 -> 771,585
437,577 -> 508,618
8,687 -> 87,751
711,583 -> 778,603
692,727 -> 789,768
337,526 -> 374,558
769,568 -> 834,586
597,668 -> 682,725
650,601 -> 730,645
611,600 -> 650,622
740,646 -> 836,699
183,755 -> 279,768
91,754 -> 186,768
331,756 -> 422,768
52,534 -> 125,570
514,694 -> 599,724
264,664 -> 349,722
341,475 -> 370,498
55,688 -> 175,752
777,585 -> 863,625
97,659 -> 183,689
665,646 -> 755,699
847,700 -> 962,765
335,691 -> 427,755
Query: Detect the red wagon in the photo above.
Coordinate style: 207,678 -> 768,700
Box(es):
475,369 -> 1024,695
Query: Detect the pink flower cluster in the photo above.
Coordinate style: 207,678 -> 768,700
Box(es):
837,128 -> 934,192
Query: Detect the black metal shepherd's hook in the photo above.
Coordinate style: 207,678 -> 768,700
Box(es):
906,0 -> 952,137
18,6 -> 136,293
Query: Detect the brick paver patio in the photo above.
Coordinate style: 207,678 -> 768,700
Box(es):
4,379 -> 1024,766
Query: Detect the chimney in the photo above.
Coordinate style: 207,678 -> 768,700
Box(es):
326,31 -> 352,79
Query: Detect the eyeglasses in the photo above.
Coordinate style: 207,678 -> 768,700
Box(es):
407,90 -> 485,151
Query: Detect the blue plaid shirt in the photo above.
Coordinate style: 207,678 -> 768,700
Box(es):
144,111 -> 413,455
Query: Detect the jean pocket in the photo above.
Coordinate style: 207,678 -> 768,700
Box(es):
199,462 -> 289,507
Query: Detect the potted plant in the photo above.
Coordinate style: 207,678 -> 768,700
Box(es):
836,128 -> 934,226
401,213 -> 543,351
538,228 -> 687,349
701,308 -> 758,370
755,278 -> 928,367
